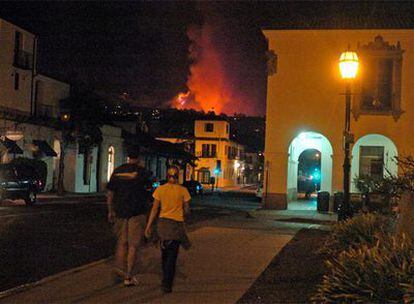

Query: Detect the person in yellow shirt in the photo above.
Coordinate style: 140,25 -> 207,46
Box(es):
145,166 -> 191,293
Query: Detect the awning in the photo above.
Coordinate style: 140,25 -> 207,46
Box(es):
0,138 -> 23,154
33,140 -> 58,157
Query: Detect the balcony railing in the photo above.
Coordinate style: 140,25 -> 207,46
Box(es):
13,50 -> 34,70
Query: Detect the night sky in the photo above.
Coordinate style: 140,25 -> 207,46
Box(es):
0,1 -> 269,115
1,1 -> 410,116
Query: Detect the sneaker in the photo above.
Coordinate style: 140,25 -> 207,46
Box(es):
124,276 -> 139,287
112,267 -> 125,284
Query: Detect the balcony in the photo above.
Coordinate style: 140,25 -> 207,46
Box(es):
13,50 -> 34,70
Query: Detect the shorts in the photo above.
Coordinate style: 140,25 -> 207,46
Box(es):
114,214 -> 146,247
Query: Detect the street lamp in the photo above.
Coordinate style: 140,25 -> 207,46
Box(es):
338,48 -> 359,220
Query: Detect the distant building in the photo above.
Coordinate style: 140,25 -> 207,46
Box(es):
0,18 -> 70,191
156,136 -> 195,183
244,152 -> 262,184
194,119 -> 245,187
0,17 -> 127,194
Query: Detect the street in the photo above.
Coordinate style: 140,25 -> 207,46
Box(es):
0,193 -> 261,293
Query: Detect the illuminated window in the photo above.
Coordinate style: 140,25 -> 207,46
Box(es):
199,169 -> 210,184
107,146 -> 115,182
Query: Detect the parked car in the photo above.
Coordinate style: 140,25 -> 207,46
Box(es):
152,179 -> 203,196
0,164 -> 43,206
182,180 -> 203,196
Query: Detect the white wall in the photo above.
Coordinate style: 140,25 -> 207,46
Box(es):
75,146 -> 98,193
34,74 -> 70,117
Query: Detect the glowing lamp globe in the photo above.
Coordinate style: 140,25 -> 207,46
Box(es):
339,51 -> 359,79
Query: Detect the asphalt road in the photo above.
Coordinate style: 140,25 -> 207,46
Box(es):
0,193 -> 260,292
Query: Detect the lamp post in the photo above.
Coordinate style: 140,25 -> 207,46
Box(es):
339,49 -> 359,220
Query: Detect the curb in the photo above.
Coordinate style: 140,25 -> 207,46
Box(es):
0,258 -> 110,300
38,195 -> 105,203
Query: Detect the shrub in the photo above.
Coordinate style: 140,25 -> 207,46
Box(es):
402,282 -> 414,304
313,234 -> 414,304
321,213 -> 394,256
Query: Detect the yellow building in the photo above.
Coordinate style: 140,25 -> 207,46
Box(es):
194,119 -> 245,188
262,26 -> 414,209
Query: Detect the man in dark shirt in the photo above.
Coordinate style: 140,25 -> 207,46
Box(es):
107,145 -> 151,287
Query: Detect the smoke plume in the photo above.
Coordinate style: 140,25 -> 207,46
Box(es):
172,11 -> 266,116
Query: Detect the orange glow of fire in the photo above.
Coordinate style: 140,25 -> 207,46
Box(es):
170,24 -> 234,114
171,91 -> 195,110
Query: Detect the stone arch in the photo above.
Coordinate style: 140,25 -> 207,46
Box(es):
287,131 -> 334,202
351,134 -> 398,192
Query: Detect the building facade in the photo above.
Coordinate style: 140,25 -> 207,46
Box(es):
194,119 -> 245,188
0,18 -> 69,191
0,18 -> 128,194
263,27 -> 414,209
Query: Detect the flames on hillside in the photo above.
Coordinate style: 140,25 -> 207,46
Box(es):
171,22 -> 250,115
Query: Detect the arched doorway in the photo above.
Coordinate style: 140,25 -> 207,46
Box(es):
351,134 -> 398,192
297,149 -> 321,198
287,131 -> 333,210
107,146 -> 115,182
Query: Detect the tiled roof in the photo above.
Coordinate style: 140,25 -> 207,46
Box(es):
262,2 -> 414,30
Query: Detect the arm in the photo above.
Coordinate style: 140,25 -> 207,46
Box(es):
107,190 -> 115,223
183,200 -> 191,216
145,199 -> 160,238
183,188 -> 192,220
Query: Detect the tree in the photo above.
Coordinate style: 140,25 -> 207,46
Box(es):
57,87 -> 106,195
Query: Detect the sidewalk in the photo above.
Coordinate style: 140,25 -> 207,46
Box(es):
37,192 -> 106,204
0,218 -> 295,304
248,208 -> 338,225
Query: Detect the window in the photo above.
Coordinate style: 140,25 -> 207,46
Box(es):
211,144 -> 217,157
14,73 -> 19,90
199,169 -> 210,184
361,58 -> 393,111
201,144 -> 217,157
201,144 -> 209,157
14,31 -> 22,51
354,36 -> 404,120
359,146 -> 384,179
226,124 -> 229,134
204,123 -> 214,132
